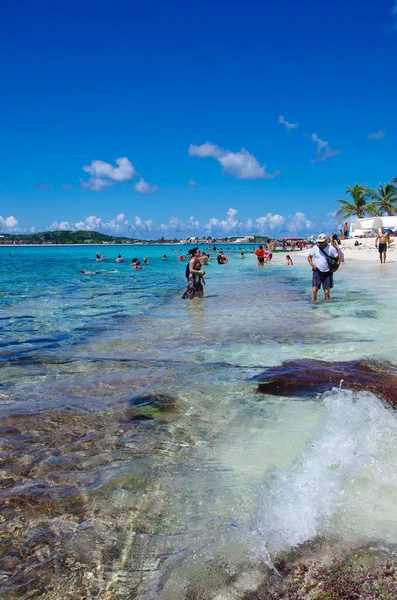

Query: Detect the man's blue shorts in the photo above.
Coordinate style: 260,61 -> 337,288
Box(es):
312,269 -> 333,290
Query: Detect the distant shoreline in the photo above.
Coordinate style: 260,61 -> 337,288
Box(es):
0,242 -> 250,248
0,243 -> 182,247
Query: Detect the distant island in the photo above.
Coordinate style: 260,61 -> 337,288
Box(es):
0,230 -> 271,246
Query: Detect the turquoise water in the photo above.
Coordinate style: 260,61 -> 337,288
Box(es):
1,244 -> 397,598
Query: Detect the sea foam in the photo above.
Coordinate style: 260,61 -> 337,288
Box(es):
257,387 -> 397,558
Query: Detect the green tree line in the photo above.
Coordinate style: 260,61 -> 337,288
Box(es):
335,179 -> 397,220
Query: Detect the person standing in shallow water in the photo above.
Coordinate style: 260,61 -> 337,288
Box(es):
181,247 -> 205,299
375,227 -> 391,264
255,245 -> 265,265
308,233 -> 339,303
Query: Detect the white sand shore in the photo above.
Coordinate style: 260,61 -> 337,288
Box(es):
272,237 -> 396,265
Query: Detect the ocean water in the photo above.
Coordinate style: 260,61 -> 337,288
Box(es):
1,244 -> 397,598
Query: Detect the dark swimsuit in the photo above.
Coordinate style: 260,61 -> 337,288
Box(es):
181,258 -> 204,299
378,243 -> 387,253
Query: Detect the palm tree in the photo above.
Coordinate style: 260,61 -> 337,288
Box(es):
370,183 -> 397,216
335,184 -> 372,221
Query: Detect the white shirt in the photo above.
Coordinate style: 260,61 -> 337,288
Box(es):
310,243 -> 338,272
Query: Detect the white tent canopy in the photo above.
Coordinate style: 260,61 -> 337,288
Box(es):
372,216 -> 384,230
349,215 -> 397,237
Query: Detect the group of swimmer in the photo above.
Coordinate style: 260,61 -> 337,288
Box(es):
94,252 -> 150,267
82,245 -> 281,285
254,245 -> 274,265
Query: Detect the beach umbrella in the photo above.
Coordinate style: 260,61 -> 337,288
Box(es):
372,216 -> 383,230
353,217 -> 362,230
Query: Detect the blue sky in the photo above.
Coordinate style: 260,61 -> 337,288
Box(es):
1,0 -> 396,238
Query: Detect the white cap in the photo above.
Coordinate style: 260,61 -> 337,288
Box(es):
316,233 -> 328,243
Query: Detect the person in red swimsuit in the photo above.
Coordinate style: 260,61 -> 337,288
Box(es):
255,245 -> 265,265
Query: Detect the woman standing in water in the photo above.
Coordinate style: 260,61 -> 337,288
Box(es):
182,247 -> 205,299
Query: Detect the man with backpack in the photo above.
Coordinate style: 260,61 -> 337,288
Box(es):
307,233 -> 340,304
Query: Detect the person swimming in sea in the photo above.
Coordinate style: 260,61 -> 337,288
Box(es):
131,258 -> 142,270
286,255 -> 293,265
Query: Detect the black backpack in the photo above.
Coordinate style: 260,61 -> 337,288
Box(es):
318,245 -> 339,272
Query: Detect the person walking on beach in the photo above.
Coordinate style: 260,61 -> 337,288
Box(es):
375,227 -> 391,264
308,233 -> 340,303
331,233 -> 345,264
181,247 -> 205,299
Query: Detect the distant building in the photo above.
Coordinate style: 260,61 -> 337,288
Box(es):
179,237 -> 208,245
234,235 -> 255,243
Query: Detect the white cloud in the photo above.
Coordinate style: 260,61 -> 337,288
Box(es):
41,207 -> 323,238
256,213 -> 286,232
287,212 -> 312,232
203,208 -> 238,234
256,211 -> 312,234
368,130 -> 385,140
48,214 -> 154,236
160,216 -> 184,233
154,208 -> 308,237
278,115 -> 298,131
189,216 -> 200,227
187,179 -> 197,187
0,215 -> 19,232
86,216 -> 103,230
134,216 -> 153,230
82,157 -> 137,191
81,177 -> 113,192
134,178 -> 159,195
310,133 -> 341,163
50,220 -> 72,230
188,142 -> 280,180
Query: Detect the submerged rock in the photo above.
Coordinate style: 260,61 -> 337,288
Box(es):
255,359 -> 397,406
159,539 -> 397,600
0,406 -> 174,599
251,541 -> 397,600
128,391 -> 177,420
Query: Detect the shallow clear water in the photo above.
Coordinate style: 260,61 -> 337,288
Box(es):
1,244 -> 397,598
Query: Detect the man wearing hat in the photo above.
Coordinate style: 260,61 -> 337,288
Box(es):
308,233 -> 340,303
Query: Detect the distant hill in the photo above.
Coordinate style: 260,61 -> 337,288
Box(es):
0,230 -> 273,245
0,230 -> 139,245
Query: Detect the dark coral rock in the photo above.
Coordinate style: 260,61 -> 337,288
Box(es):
255,359 -> 397,406
128,391 -> 177,420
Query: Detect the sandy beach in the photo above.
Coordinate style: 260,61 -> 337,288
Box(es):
272,237 -> 396,265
